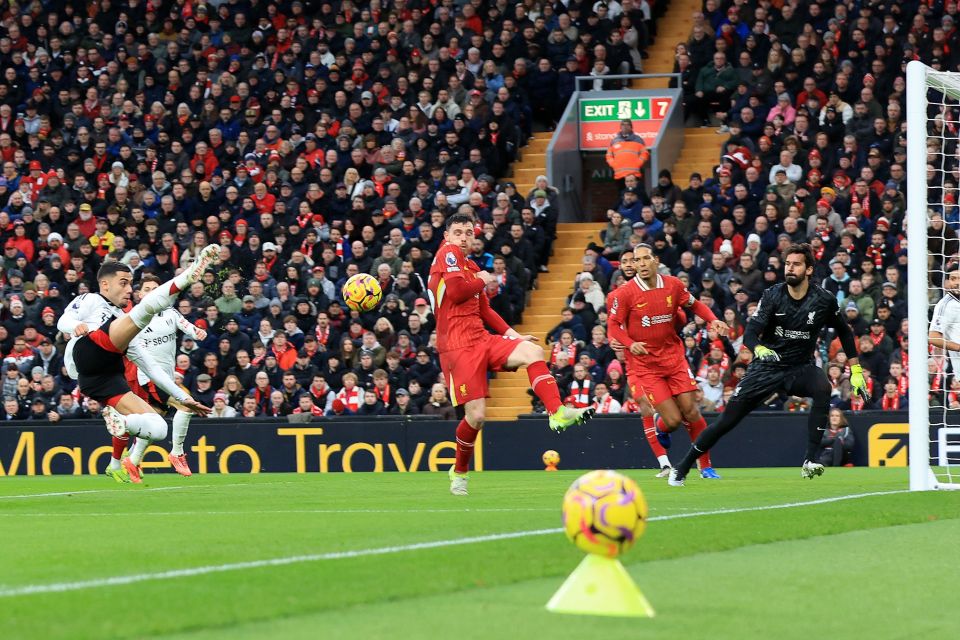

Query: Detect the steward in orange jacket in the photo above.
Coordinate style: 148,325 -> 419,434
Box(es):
605,119 -> 650,180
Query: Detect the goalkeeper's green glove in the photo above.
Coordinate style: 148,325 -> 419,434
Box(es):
753,345 -> 780,362
850,364 -> 870,401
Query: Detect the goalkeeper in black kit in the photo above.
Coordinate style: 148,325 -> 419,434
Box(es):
669,244 -> 869,486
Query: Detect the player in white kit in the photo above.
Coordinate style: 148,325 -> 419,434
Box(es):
929,264 -> 960,381
58,248 -> 218,483
128,274 -> 207,476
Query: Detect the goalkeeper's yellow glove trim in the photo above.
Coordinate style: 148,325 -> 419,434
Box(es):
850,363 -> 870,400
753,345 -> 780,362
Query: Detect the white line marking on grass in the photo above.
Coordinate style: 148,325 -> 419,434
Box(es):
0,489 -> 911,598
645,489 -> 912,521
0,505 -> 714,517
0,508 -> 561,517
0,483 -> 256,500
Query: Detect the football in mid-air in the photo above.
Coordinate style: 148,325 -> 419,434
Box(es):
542,450 -> 560,469
342,273 -> 383,312
561,470 -> 648,558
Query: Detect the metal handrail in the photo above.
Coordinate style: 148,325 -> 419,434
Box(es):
574,73 -> 680,91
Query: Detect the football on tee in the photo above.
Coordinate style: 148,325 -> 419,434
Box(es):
341,273 -> 383,312
562,469 -> 648,558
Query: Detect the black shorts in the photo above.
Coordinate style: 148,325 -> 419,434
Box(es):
731,362 -> 830,404
74,320 -> 130,405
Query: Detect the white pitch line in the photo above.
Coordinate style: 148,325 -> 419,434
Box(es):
0,508 -> 561,517
0,482 -> 259,500
0,506 -> 714,517
0,489 -> 912,598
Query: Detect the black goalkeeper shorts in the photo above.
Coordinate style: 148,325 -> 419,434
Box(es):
730,363 -> 830,404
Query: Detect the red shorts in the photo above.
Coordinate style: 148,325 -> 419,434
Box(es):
123,358 -> 170,409
439,334 -> 521,406
628,362 -> 698,407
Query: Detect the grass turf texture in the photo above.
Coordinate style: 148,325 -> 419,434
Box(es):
0,468 -> 957,640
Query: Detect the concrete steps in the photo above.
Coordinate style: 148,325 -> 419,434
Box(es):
484,223 -> 605,417
484,0 -> 721,420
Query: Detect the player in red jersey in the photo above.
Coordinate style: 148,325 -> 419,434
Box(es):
607,244 -> 729,479
429,213 -> 595,496
606,249 -> 675,477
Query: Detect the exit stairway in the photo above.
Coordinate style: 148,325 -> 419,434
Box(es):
484,1 -> 725,420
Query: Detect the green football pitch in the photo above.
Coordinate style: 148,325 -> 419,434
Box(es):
1,468 -> 958,640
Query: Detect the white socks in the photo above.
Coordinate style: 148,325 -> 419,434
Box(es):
129,436 -> 150,466
123,412 -> 168,441
127,411 -> 168,466
657,454 -> 671,468
170,410 -> 191,456
130,281 -> 180,328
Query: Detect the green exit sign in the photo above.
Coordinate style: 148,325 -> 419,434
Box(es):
579,97 -> 672,122
578,96 -> 674,150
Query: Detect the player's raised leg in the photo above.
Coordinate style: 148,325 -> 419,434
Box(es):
107,244 -> 220,351
449,397 -> 485,496
504,340 -> 594,432
675,390 -> 720,479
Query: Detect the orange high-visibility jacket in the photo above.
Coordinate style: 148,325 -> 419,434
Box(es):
605,136 -> 650,179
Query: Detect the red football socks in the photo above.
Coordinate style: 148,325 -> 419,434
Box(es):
642,415 -> 667,457
112,435 -> 129,461
454,419 -> 479,474
527,360 -> 562,414
685,417 -> 712,469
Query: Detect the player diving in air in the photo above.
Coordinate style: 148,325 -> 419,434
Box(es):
124,274 -> 208,477
429,213 -> 595,496
58,246 -> 219,483
606,244 -> 730,480
669,243 -> 869,486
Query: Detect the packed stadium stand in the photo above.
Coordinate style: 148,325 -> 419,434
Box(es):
0,0 -> 935,422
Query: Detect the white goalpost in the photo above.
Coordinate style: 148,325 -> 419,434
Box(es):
906,61 -> 960,490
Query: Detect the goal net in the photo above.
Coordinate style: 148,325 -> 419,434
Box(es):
907,61 -> 960,490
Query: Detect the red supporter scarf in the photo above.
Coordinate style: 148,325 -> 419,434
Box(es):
338,387 -> 361,411
895,373 -> 908,396
595,394 -> 614,414
315,325 -> 330,346
881,394 -> 901,410
570,379 -> 592,408
550,342 -> 577,366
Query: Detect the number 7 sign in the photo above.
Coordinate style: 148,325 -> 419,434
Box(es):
650,98 -> 672,120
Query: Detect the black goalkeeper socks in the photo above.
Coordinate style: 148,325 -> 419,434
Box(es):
675,446 -> 703,477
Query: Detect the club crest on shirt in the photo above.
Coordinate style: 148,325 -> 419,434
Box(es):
666,295 -> 672,307
807,311 -> 816,324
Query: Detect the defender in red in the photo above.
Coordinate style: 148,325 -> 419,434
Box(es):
607,244 -> 730,479
428,213 -> 594,495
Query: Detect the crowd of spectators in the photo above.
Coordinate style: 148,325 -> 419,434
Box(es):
0,0 -> 657,421
551,1 -> 957,416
